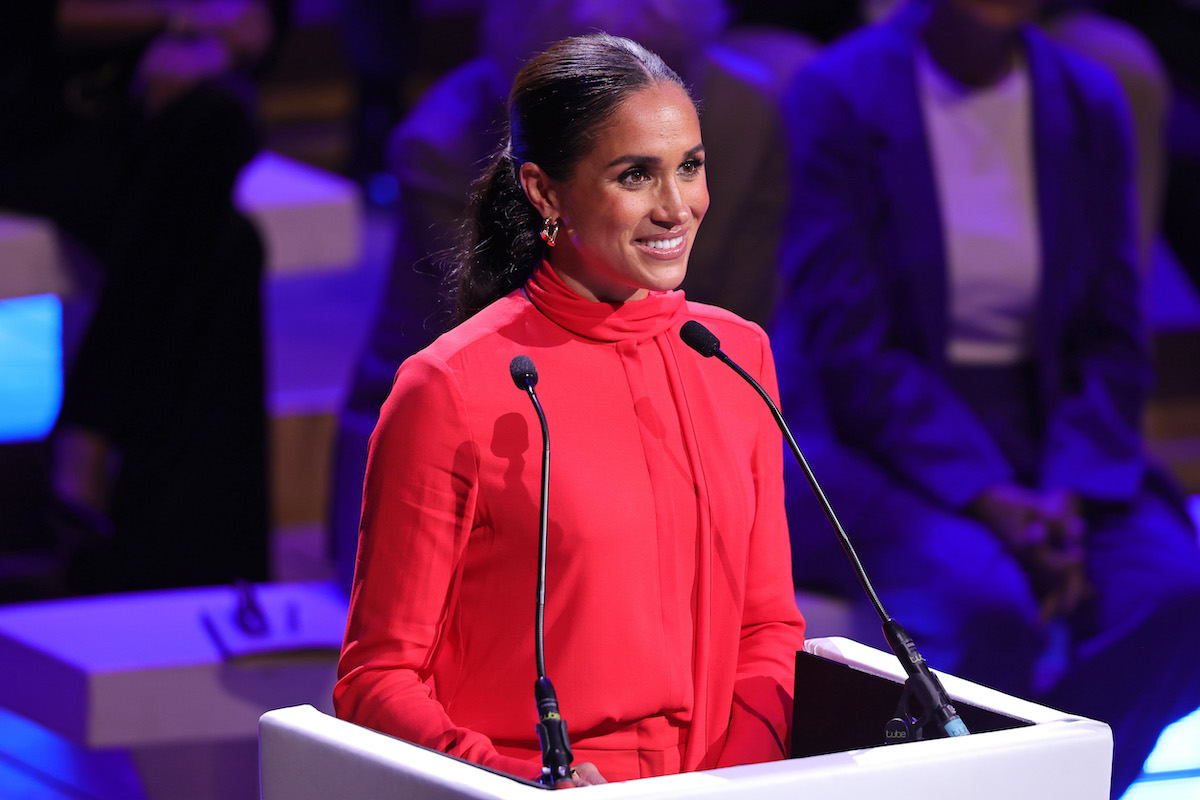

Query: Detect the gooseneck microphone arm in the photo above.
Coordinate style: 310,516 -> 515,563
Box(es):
511,356 -> 553,680
508,355 -> 575,787
678,320 -> 969,740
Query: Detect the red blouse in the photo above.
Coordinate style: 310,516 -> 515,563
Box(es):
335,263 -> 806,782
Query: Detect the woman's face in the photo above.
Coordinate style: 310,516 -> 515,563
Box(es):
530,81 -> 709,304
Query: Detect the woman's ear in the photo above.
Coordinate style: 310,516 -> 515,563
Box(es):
519,162 -> 559,220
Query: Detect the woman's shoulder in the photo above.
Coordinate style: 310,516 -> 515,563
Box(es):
397,291 -> 541,386
684,299 -> 767,336
682,300 -> 772,363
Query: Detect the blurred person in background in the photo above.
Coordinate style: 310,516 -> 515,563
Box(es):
772,1 -> 1200,796
0,1 -> 288,593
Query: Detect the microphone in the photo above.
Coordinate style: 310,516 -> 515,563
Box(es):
508,355 -> 575,786
678,320 -> 970,741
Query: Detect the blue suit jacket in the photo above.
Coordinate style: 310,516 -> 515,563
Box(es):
772,2 -> 1150,520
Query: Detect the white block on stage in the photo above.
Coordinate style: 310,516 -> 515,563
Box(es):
0,581 -> 349,800
0,581 -> 347,748
233,151 -> 363,275
0,212 -> 76,299
259,636 -> 1113,800
1,150 -> 363,302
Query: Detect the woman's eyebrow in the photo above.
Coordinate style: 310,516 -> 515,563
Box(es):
604,144 -> 705,169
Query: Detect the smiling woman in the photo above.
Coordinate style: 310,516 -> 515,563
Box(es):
334,33 -> 806,789
449,34 -> 711,319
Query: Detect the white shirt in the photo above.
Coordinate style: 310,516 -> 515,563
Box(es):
916,44 -> 1041,366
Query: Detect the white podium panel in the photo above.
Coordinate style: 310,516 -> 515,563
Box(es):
259,637 -> 1113,800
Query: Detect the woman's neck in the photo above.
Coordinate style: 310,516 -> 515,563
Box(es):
920,3 -> 1025,88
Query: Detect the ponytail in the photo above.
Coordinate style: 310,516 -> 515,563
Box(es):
448,145 -> 544,322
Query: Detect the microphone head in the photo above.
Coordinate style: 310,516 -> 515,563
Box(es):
680,320 -> 721,357
510,355 -> 538,389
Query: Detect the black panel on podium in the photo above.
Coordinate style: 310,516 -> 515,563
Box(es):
792,649 -> 1031,759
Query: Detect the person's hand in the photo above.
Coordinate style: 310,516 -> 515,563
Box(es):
969,484 -> 1090,622
553,762 -> 607,789
969,482 -> 1052,551
1026,488 -> 1089,623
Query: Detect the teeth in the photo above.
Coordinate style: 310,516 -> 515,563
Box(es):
645,235 -> 684,250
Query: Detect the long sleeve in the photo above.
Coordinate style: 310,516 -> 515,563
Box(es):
334,352 -> 538,780
1034,49 -> 1151,501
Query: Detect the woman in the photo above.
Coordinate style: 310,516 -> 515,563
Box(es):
335,34 -> 806,787
773,1 -> 1200,797
326,0 -> 820,595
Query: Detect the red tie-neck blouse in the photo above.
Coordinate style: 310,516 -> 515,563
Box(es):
336,261 -> 806,782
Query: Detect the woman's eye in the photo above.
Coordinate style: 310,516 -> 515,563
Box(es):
619,168 -> 651,185
679,158 -> 705,177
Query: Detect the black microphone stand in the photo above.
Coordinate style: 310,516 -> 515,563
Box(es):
509,356 -> 575,786
679,321 -> 969,742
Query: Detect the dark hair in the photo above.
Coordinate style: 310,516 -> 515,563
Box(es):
449,33 -> 689,321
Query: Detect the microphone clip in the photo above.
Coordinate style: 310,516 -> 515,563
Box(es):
884,681 -> 937,745
535,676 -> 574,787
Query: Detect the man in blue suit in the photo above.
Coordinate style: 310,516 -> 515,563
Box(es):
772,1 -> 1200,796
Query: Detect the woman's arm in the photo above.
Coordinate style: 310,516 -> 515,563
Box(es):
333,353 -> 537,780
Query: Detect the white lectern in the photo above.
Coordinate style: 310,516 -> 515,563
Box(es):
259,637 -> 1113,799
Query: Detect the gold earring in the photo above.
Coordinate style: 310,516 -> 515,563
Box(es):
540,217 -> 560,247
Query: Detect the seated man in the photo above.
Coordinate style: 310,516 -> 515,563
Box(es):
771,1 -> 1200,797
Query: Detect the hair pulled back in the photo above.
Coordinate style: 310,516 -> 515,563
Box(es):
450,33 -> 688,321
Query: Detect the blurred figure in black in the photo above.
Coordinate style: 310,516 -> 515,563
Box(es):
0,1 -> 288,594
